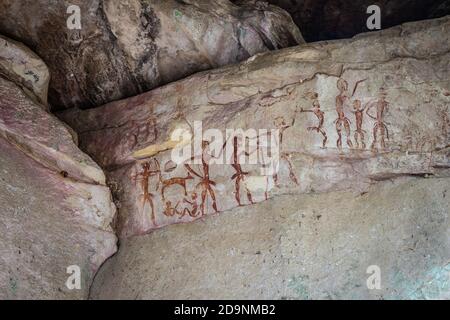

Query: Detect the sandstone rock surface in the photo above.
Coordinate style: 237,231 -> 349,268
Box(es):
0,63 -> 117,298
0,0 -> 303,110
90,177 -> 449,299
0,35 -> 49,109
61,17 -> 450,238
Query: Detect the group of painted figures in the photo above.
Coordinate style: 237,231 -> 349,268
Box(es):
132,77 -> 391,226
300,78 -> 389,151
132,133 -> 279,227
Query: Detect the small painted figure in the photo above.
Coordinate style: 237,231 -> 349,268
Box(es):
182,192 -> 201,218
300,92 -> 327,148
335,78 -> 354,150
351,99 -> 368,149
273,116 -> 299,187
163,201 -> 181,218
366,87 -> 389,151
230,136 -> 255,206
131,159 -> 161,226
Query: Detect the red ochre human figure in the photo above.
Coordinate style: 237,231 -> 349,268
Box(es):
182,192 -> 201,218
366,88 -> 390,151
300,92 -> 327,148
131,159 -> 161,227
163,200 -> 181,218
335,78 -> 354,150
229,136 -> 255,206
128,118 -> 158,149
184,141 -> 219,216
440,106 -> 449,143
273,115 -> 299,187
351,99 -> 368,149
334,78 -> 367,150
237,133 -> 272,201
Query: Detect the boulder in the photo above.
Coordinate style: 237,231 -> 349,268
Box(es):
60,17 -> 450,238
0,0 -> 303,110
0,35 -> 50,109
0,75 -> 117,298
90,177 -> 450,299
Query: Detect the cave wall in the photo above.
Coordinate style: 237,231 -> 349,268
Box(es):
234,0 -> 450,41
0,0 -> 303,110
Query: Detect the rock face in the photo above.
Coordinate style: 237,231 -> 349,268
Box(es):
245,0 -> 450,42
90,177 -> 450,299
0,35 -> 50,109
0,47 -> 117,298
61,17 -> 450,238
0,0 -> 303,110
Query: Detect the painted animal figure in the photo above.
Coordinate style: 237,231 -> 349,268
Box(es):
159,171 -> 194,200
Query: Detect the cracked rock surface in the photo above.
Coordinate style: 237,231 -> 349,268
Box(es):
61,17 -> 450,238
0,0 -> 303,110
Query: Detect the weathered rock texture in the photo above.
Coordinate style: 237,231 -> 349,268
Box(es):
61,17 -> 450,238
0,35 -> 49,109
0,47 -> 117,298
241,0 -> 450,42
91,177 -> 449,299
0,0 -> 303,110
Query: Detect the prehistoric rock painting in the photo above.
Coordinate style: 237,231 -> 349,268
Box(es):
300,92 -> 327,148
125,78 -> 412,231
132,160 -> 160,226
128,118 -> 158,150
58,16 -> 450,238
129,78 -> 410,228
351,99 -> 368,149
229,136 -> 255,206
163,200 -> 180,218
181,193 -> 201,218
273,115 -> 299,186
184,141 -> 219,216
159,168 -> 194,200
335,78 -> 354,150
334,78 -> 367,150
365,87 -> 389,151
135,154 -> 218,223
440,105 -> 450,144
